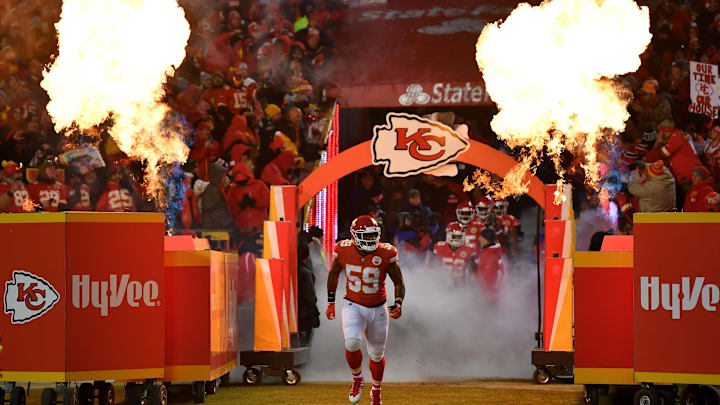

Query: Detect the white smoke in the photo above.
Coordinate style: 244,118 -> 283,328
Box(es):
304,247 -> 539,381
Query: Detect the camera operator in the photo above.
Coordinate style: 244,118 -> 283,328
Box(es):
393,189 -> 438,254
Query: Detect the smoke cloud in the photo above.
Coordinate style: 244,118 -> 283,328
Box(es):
304,249 -> 539,381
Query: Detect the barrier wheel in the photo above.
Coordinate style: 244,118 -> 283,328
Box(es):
125,384 -> 143,405
150,385 -> 167,405
10,387 -> 25,405
220,373 -> 230,387
681,385 -> 702,405
98,383 -> 114,405
584,385 -> 601,405
656,388 -> 675,405
204,380 -> 218,395
79,383 -> 94,405
62,387 -> 78,405
192,381 -> 205,404
635,388 -> 661,405
700,385 -> 720,405
532,367 -> 551,385
41,388 -> 57,405
281,369 -> 301,386
243,368 -> 262,385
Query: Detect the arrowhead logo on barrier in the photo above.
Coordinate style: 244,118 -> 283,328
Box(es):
4,270 -> 60,324
372,112 -> 470,177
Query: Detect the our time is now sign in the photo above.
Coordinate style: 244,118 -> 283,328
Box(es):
689,61 -> 720,118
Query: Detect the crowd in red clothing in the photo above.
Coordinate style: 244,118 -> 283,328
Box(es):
4,0 -> 720,245
0,0 -> 343,243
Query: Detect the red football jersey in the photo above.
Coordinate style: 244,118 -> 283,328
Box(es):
333,239 -> 399,307
61,184 -> 92,211
27,182 -> 66,212
497,214 -> 519,234
0,184 -> 31,212
96,183 -> 137,212
225,87 -> 255,115
459,218 -> 485,248
433,241 -> 476,279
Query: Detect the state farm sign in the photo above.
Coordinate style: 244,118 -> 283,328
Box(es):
372,112 -> 469,177
398,82 -> 489,106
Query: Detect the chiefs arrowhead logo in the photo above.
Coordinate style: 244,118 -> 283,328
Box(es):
372,113 -> 470,177
4,270 -> 60,324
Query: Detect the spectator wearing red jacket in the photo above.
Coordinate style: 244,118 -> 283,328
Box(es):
683,166 -> 716,212
646,120 -> 702,202
260,151 -> 295,186
704,125 -> 720,187
226,162 -> 269,231
0,161 -> 30,212
189,121 -> 221,182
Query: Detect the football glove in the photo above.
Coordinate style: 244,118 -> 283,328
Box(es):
389,298 -> 403,319
326,302 -> 336,320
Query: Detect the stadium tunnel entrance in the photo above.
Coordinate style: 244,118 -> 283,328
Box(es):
296,138 -> 546,210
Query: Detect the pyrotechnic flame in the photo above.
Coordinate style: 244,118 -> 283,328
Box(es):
469,0 -> 651,203
22,198 -> 37,212
41,0 -> 191,200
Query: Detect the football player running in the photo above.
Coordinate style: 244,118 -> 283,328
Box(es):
326,215 -> 405,405
433,222 -> 476,284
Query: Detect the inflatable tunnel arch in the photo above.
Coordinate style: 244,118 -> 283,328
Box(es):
296,139 -> 546,210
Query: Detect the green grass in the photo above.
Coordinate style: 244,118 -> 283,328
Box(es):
25,380 -> 588,405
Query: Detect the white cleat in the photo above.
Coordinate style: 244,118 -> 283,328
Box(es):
349,377 -> 364,403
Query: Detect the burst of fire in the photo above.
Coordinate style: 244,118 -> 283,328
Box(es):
468,0 -> 651,203
41,0 -> 191,200
22,198 -> 37,212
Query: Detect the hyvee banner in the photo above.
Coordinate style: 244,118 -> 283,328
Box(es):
689,61 -> 720,118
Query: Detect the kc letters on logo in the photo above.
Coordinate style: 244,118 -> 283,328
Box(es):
372,112 -> 470,177
4,270 -> 60,324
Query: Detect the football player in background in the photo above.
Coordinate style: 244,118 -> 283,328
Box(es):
476,228 -> 505,302
326,215 -> 405,405
493,199 -> 520,256
433,222 -> 476,284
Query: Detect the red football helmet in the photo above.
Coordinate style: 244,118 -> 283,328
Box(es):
455,201 -> 474,225
475,196 -> 493,220
445,222 -> 465,249
493,199 -> 508,217
350,215 -> 381,252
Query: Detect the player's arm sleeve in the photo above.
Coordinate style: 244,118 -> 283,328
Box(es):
387,244 -> 399,263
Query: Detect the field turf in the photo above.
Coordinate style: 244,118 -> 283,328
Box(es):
24,380 -> 594,405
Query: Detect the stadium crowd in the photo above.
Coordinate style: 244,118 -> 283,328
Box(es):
2,0 -> 720,248
0,0 -> 341,241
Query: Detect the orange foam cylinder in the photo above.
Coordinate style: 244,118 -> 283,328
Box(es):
545,184 -> 573,221
253,258 -> 285,352
543,257 -> 573,352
